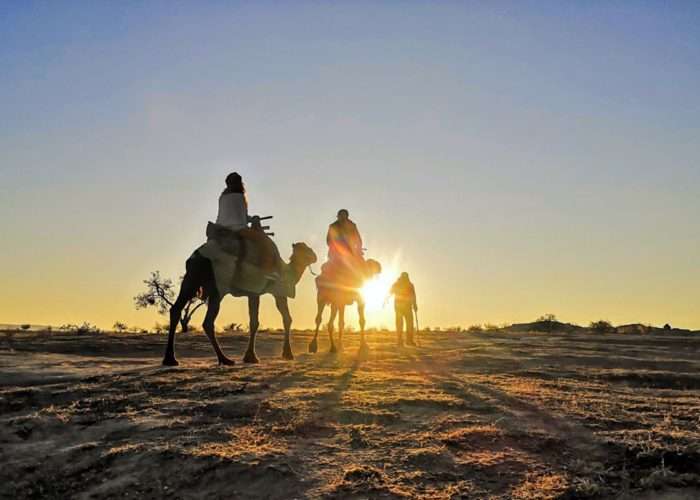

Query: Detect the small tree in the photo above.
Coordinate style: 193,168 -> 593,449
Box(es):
113,321 -> 129,333
152,322 -> 168,334
534,313 -> 557,332
589,319 -> 614,333
223,322 -> 244,333
134,271 -> 206,333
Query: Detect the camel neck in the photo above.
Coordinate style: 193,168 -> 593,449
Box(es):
288,257 -> 306,284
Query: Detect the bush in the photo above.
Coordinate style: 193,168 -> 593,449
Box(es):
223,322 -> 244,333
483,323 -> 501,332
589,320 -> 614,333
152,322 -> 168,334
60,322 -> 102,334
533,313 -> 558,332
113,321 -> 130,333
467,324 -> 484,332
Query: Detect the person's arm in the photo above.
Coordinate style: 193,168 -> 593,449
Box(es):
384,282 -> 397,304
411,284 -> 418,311
232,194 -> 248,229
350,223 -> 363,254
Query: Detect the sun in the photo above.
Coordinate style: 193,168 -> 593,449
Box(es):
361,270 -> 396,312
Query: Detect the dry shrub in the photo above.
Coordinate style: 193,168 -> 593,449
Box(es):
589,319 -> 614,333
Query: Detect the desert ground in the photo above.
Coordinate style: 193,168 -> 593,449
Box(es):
1,329 -> 698,499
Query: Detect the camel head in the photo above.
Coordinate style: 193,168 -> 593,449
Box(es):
290,242 -> 318,269
365,258 -> 382,279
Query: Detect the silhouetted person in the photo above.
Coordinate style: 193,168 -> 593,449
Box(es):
326,209 -> 363,267
388,272 -> 418,347
215,172 -> 278,279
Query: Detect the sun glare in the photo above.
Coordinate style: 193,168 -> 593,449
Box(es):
361,261 -> 399,312
361,276 -> 389,311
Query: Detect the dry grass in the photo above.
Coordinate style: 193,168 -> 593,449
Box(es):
0,329 -> 698,498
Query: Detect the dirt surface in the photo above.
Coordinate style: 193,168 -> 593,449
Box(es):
1,329 -> 699,499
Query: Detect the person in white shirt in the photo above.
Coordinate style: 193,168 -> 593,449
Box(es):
216,172 -> 277,278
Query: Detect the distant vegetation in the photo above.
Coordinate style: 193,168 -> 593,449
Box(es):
532,313 -> 558,332
60,322 -> 102,334
5,314 -> 692,336
113,321 -> 147,334
458,315 -> 694,335
589,319 -> 614,333
222,322 -> 245,333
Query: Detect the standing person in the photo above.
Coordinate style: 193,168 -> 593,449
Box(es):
326,209 -> 363,267
215,172 -> 278,279
387,272 -> 418,347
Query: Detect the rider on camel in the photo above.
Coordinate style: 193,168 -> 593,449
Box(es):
214,172 -> 278,280
326,209 -> 363,267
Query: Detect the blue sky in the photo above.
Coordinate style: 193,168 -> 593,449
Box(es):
1,1 -> 699,329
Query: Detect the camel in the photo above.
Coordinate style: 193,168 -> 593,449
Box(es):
308,259 -> 381,354
162,242 -> 317,366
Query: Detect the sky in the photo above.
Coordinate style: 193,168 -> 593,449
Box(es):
1,1 -> 699,331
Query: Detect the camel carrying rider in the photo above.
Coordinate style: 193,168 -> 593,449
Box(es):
211,172 -> 279,280
387,272 -> 418,347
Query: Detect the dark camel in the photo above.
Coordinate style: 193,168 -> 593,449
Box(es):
162,243 -> 317,366
308,259 -> 381,354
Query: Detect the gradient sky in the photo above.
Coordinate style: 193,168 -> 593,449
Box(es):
1,1 -> 699,331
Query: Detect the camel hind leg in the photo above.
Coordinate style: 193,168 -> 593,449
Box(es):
335,305 -> 345,352
338,306 -> 345,342
358,301 -> 369,352
309,295 -> 325,354
328,305 -> 338,353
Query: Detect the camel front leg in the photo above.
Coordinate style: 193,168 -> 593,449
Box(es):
309,295 -> 325,354
328,305 -> 338,353
243,296 -> 261,363
163,276 -> 199,366
162,294 -> 189,366
275,296 -> 294,360
358,301 -> 369,351
202,298 -> 234,365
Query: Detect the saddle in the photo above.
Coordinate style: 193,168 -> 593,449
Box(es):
206,222 -> 247,270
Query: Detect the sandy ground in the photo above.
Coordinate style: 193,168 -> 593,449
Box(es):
1,329 -> 698,499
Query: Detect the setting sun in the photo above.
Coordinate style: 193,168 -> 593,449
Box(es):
361,271 -> 396,311
360,252 -> 403,312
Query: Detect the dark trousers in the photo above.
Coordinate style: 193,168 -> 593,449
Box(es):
395,304 -> 414,343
